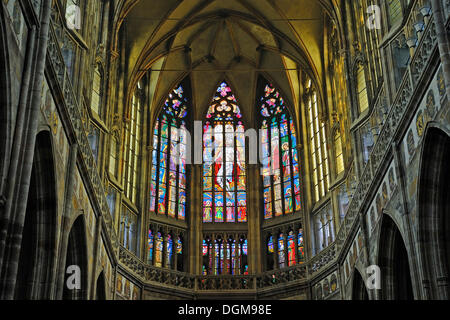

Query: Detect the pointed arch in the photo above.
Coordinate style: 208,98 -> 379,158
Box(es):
95,271 -> 106,300
15,131 -> 57,299
377,214 -> 414,300
417,125 -> 450,299
63,215 -> 88,300
351,269 -> 369,300
202,81 -> 247,223
256,78 -> 302,219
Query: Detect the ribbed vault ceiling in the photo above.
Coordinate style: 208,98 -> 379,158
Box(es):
119,0 -> 336,123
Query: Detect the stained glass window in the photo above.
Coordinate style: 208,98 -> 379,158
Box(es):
177,237 -> 182,254
268,236 -> 274,253
202,235 -> 247,275
176,236 -> 183,271
278,233 -> 286,268
166,234 -> 173,268
203,82 -> 247,223
155,232 -> 163,268
150,84 -> 189,220
267,229 -> 304,271
202,238 -> 213,275
287,231 -> 296,266
298,228 -> 305,263
259,82 -> 301,220
227,237 -> 236,275
147,229 -> 154,264
214,238 -> 224,275
239,238 -> 249,275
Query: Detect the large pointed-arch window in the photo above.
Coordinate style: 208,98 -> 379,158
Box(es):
307,89 -> 330,202
203,82 -> 247,223
259,82 -> 301,220
123,83 -> 144,204
150,84 -> 189,220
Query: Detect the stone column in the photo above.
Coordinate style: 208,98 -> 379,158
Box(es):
247,164 -> 261,274
0,0 -> 52,299
54,143 -> 78,299
189,164 -> 202,274
90,214 -> 103,299
431,0 -> 450,99
0,25 -> 36,272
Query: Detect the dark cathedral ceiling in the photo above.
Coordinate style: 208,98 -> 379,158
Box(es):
117,0 -> 339,124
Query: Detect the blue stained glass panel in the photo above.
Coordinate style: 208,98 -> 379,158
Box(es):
203,192 -> 212,207
237,192 -> 246,206
215,193 -> 224,207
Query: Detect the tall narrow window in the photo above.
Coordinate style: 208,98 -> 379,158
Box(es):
147,229 -> 154,264
259,82 -> 301,220
87,124 -> 100,163
176,237 -> 183,271
334,130 -> 345,175
238,237 -> 249,275
278,233 -> 286,268
124,84 -> 143,204
226,237 -> 236,274
267,236 -> 274,269
307,91 -> 329,202
109,135 -> 119,176
387,0 -> 403,27
91,65 -> 103,116
150,84 -> 190,220
202,238 -> 213,275
154,232 -> 163,267
287,231 -> 296,266
203,82 -> 247,223
356,66 -> 369,114
166,234 -> 173,268
214,238 -> 224,275
298,229 -> 305,263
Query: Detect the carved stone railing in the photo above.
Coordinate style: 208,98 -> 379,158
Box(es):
119,246 -> 196,289
197,275 -> 255,291
256,264 -> 307,289
46,18 -> 118,251
119,247 -> 310,292
308,242 -> 337,276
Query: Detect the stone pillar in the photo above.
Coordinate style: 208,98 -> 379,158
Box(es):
189,164 -> 202,274
0,25 -> 36,272
0,0 -> 52,299
247,164 -> 261,274
90,214 -> 103,299
431,0 -> 450,99
54,143 -> 78,299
